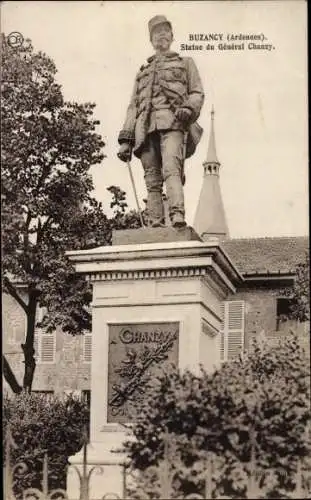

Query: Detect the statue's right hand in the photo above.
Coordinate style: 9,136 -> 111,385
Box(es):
117,143 -> 132,163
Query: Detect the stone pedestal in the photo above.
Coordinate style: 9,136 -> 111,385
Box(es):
112,226 -> 201,245
66,236 -> 242,499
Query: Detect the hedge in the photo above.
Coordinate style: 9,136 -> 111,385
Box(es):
124,334 -> 311,499
3,392 -> 89,498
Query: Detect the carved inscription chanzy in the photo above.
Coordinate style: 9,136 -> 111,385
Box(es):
107,322 -> 179,423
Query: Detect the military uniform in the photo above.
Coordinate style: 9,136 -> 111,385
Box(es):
118,17 -> 204,226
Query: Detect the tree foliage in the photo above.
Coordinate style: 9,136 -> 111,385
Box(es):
3,392 -> 89,497
282,252 -> 310,323
107,185 -> 145,230
1,35 -> 141,393
124,334 -> 311,499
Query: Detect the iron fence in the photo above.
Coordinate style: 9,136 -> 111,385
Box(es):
4,425 -> 311,500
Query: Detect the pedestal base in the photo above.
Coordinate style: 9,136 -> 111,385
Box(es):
67,437 -> 128,500
66,239 -> 242,499
112,226 -> 201,245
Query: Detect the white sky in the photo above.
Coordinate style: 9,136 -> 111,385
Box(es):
2,0 -> 308,238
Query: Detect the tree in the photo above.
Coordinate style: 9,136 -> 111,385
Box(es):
124,335 -> 310,499
285,251 -> 310,322
107,184 -> 146,230
1,34 -> 111,393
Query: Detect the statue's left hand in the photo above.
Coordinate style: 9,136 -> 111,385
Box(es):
175,107 -> 192,123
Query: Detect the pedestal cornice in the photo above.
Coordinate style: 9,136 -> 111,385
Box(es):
66,240 -> 243,295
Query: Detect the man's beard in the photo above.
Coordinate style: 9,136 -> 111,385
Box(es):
155,38 -> 171,51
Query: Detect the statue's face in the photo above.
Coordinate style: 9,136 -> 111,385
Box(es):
151,23 -> 173,52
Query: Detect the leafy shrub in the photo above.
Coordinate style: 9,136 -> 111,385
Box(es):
3,392 -> 90,498
281,251 -> 310,322
124,334 -> 311,499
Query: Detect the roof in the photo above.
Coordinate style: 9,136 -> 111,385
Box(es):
193,174 -> 229,238
193,109 -> 229,239
222,236 -> 309,276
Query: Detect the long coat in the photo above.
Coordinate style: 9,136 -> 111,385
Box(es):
118,51 -> 205,159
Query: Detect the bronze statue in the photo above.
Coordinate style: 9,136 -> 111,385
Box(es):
117,15 -> 204,228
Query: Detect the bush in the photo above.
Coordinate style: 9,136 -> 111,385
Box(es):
3,392 -> 90,498
124,334 -> 311,499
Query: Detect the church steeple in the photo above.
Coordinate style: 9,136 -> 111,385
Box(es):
193,108 -> 229,241
205,106 -> 219,168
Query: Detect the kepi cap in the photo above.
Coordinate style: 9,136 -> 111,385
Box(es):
148,15 -> 172,37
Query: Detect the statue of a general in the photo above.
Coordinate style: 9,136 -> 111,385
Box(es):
117,15 -> 204,228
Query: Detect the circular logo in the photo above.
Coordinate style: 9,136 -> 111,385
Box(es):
7,32 -> 24,49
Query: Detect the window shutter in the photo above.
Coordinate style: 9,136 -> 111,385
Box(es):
41,334 -> 56,363
220,301 -> 245,362
83,333 -> 92,363
227,301 -> 245,360
35,307 -> 56,364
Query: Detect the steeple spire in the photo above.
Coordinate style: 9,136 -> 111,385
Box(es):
205,106 -> 219,166
193,108 -> 229,241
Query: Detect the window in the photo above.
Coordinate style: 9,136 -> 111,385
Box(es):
83,332 -> 92,363
220,301 -> 245,362
33,307 -> 56,364
276,298 -> 293,330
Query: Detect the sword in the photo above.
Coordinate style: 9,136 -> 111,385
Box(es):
181,131 -> 188,186
126,160 -> 145,227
